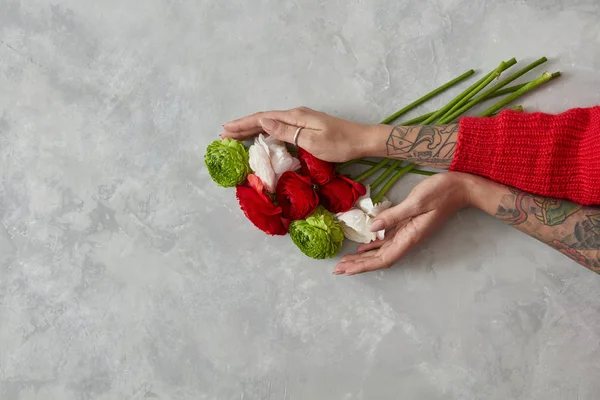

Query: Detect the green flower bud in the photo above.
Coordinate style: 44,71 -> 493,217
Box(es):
205,139 -> 251,187
289,206 -> 344,259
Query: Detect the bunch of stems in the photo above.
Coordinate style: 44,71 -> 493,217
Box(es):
338,57 -> 560,203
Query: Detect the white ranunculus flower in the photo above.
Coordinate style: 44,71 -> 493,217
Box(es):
336,186 -> 392,243
336,209 -> 376,243
248,134 -> 301,193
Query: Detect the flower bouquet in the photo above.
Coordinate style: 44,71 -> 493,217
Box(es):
205,56 -> 560,259
205,135 -> 376,258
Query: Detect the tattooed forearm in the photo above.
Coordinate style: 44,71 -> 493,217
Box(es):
495,188 -> 600,273
385,124 -> 458,168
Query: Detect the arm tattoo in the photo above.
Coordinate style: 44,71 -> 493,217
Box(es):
495,188 -> 600,273
386,124 -> 458,168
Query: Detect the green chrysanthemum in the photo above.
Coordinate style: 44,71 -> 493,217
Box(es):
205,139 -> 251,187
289,206 -> 344,259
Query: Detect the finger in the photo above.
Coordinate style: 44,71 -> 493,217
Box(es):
344,220 -> 426,275
333,250 -> 377,275
340,250 -> 377,263
343,258 -> 388,275
223,109 -> 308,136
370,201 -> 419,232
258,118 -> 303,144
357,222 -> 405,253
356,234 -> 394,253
356,239 -> 387,253
220,126 -> 264,140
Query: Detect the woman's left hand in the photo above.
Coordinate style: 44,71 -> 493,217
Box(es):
221,107 -> 382,163
333,172 -> 473,275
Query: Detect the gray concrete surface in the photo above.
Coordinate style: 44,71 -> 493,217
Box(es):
1,0 -> 600,399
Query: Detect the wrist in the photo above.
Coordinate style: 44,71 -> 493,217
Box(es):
452,172 -> 482,209
458,172 -> 505,214
360,124 -> 392,158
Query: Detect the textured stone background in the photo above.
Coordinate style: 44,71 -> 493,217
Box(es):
1,0 -> 600,399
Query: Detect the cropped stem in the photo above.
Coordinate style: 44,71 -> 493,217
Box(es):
355,160 -> 436,176
338,69 -> 475,171
370,160 -> 402,190
421,58 -> 516,125
353,159 -> 389,182
373,60 -> 516,199
439,57 -> 549,122
372,164 -> 417,203
380,69 -> 475,125
398,83 -> 526,126
438,61 -> 508,124
491,83 -> 527,97
408,169 -> 437,176
402,111 -> 435,125
336,160 -> 359,170
476,57 -> 547,101
479,72 -> 559,117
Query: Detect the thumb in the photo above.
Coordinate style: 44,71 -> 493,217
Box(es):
260,118 -> 297,144
370,201 -> 418,232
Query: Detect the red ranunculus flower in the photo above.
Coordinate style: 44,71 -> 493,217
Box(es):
236,174 -> 288,235
319,175 -> 367,213
275,171 -> 319,220
297,148 -> 335,185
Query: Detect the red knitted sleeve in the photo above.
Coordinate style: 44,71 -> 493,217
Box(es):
450,106 -> 600,205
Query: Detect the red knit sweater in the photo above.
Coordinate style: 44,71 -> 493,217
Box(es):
450,106 -> 600,205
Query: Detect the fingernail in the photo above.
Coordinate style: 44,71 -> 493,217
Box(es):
260,118 -> 276,131
333,265 -> 345,274
370,220 -> 384,232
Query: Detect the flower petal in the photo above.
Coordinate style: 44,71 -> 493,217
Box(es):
249,134 -> 300,193
357,185 -> 392,217
248,135 -> 277,193
263,135 -> 301,176
336,209 -> 377,243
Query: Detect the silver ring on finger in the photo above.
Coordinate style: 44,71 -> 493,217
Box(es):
293,127 -> 303,147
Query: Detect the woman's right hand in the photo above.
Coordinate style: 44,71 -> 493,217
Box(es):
333,171 -> 473,275
221,107 -> 387,163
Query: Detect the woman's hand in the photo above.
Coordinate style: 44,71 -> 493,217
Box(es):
221,107 -> 382,163
222,107 -> 459,168
333,172 -> 473,275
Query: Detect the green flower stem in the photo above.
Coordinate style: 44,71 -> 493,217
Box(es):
336,160 -> 358,171
421,58 -> 516,126
339,69 -> 476,171
476,57 -> 547,101
406,169 -> 437,177
437,61 -> 508,124
338,63 -> 520,173
398,84 -> 526,127
355,160 -> 436,176
370,160 -> 402,190
491,83 -> 527,97
371,59 -> 516,200
354,159 -> 390,182
479,72 -> 558,117
401,111 -> 435,125
372,164 -> 417,203
439,57 -> 549,123
380,69 -> 475,125
354,101 -> 519,191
